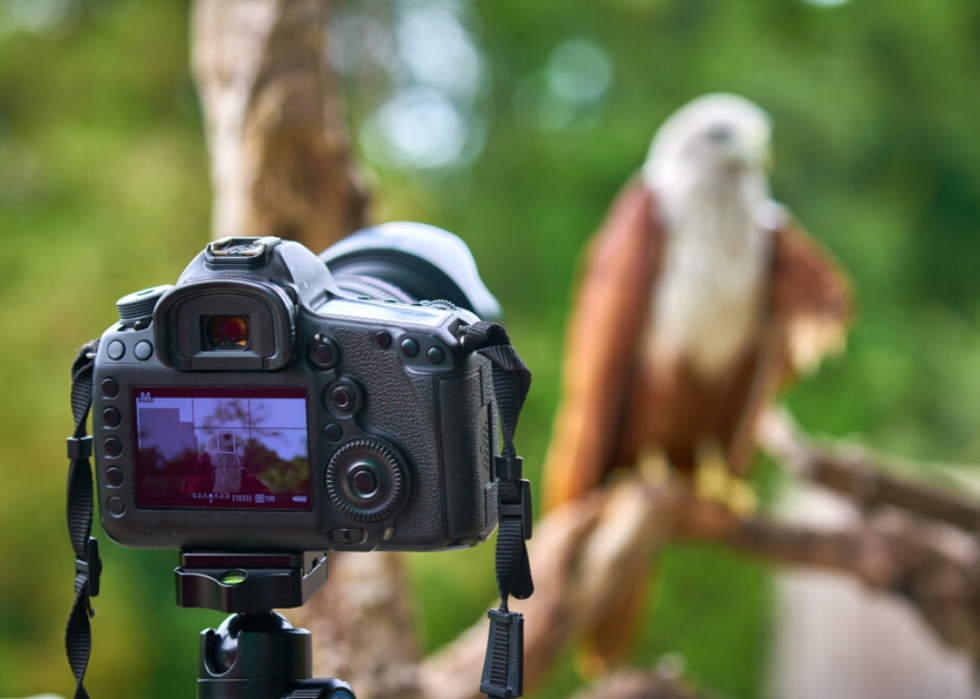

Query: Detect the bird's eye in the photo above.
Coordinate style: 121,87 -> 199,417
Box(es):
707,125 -> 732,142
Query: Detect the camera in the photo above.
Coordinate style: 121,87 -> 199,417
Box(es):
91,222 -> 506,553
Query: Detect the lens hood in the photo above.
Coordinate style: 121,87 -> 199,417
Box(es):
319,222 -> 502,322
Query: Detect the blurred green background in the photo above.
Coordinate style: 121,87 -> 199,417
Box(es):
1,0 -> 980,697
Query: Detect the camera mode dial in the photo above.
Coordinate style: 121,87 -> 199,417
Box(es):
116,285 -> 172,326
326,439 -> 407,523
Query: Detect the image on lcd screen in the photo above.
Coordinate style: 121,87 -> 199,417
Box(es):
133,387 -> 311,510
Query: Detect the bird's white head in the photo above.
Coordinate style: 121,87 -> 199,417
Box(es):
643,93 -> 772,193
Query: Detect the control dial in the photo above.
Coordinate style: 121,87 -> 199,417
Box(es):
326,439 -> 408,523
116,285 -> 172,325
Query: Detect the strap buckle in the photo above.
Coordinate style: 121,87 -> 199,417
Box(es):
499,479 -> 533,541
480,608 -> 525,698
66,436 -> 93,460
75,537 -> 102,598
495,455 -> 523,481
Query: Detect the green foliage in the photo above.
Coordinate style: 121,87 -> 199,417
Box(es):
1,1 -> 980,698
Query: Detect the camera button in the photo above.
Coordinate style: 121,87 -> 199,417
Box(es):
104,438 -> 122,457
106,467 -> 124,487
100,378 -> 119,398
107,340 -> 125,360
331,529 -> 346,544
107,497 -> 126,517
103,408 -> 121,428
350,468 -> 378,498
427,346 -> 445,364
347,528 -> 365,544
374,330 -> 392,348
400,338 -> 419,357
330,386 -> 355,411
134,341 -> 153,361
324,423 -> 343,441
310,337 -> 339,369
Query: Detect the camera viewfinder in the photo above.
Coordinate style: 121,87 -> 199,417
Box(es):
206,316 -> 249,349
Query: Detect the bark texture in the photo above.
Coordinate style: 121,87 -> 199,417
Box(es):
192,0 -> 367,249
284,553 -> 424,699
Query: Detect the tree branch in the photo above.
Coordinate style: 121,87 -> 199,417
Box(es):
677,496 -> 980,656
425,457 -> 980,697
759,407 -> 980,532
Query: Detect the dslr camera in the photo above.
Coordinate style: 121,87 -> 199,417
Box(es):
91,223 -> 506,554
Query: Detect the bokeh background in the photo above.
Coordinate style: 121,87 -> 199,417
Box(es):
2,0 -> 980,697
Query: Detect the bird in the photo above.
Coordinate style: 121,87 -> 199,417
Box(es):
541,93 -> 853,665
205,429 -> 248,493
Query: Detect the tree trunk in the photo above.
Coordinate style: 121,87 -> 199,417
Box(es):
190,5 -> 418,698
192,0 -> 368,250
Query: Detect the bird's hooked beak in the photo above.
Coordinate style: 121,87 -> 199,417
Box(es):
729,125 -> 772,172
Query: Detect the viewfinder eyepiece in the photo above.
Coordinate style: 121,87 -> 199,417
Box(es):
206,316 -> 249,349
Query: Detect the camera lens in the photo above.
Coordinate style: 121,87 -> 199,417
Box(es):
206,316 -> 249,349
326,440 -> 407,522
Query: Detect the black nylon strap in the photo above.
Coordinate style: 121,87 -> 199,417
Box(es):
462,323 -> 530,461
462,322 -> 534,699
495,481 -> 534,601
66,340 -> 100,699
460,321 -> 534,606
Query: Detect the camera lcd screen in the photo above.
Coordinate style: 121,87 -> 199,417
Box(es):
132,387 -> 311,511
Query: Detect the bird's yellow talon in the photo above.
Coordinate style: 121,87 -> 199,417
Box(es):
637,447 -> 670,484
694,444 -> 757,517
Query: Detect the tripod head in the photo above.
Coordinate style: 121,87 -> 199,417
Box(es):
176,551 -> 328,613
175,551 -> 354,699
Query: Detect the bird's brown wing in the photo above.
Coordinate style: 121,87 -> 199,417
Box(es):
727,212 -> 855,476
770,215 -> 855,377
542,179 -> 665,511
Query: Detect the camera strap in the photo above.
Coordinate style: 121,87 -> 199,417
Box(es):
65,340 -> 102,699
459,322 -> 534,699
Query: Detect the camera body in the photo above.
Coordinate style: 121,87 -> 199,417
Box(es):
92,231 -> 501,553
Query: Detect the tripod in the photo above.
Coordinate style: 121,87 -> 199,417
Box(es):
175,550 -> 354,699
